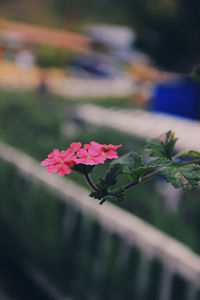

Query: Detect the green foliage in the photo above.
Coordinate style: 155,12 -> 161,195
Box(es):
145,130 -> 178,160
147,157 -> 171,168
90,187 -> 125,204
102,188 -> 125,204
89,188 -> 108,201
161,164 -> 200,191
190,65 -> 200,82
36,45 -> 74,69
100,164 -> 123,187
177,150 -> 200,160
144,130 -> 200,191
91,130 -> 200,203
112,151 -> 150,180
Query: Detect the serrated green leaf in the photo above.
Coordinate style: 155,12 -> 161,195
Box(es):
160,164 -> 200,190
91,187 -> 125,204
145,130 -> 178,160
100,163 -> 122,187
147,157 -> 171,168
105,188 -> 125,202
165,130 -> 179,158
112,151 -> 149,180
145,138 -> 166,157
112,151 -> 143,171
89,187 -> 108,200
177,150 -> 200,160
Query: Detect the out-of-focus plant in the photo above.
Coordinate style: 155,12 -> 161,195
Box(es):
36,45 -> 74,69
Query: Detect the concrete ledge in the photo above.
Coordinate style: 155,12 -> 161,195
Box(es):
76,104 -> 200,151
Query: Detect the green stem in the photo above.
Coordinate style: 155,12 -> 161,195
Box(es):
84,173 -> 99,192
110,159 -> 200,198
86,158 -> 200,204
173,152 -> 200,163
99,198 -> 107,205
176,159 -> 200,166
111,169 -> 159,195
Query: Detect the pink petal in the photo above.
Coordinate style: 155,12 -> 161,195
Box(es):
70,142 -> 82,151
41,158 -> 53,166
77,149 -> 88,157
47,164 -> 60,174
58,164 -> 71,176
90,141 -> 102,150
88,149 -> 101,156
103,144 -> 122,150
76,158 -> 89,164
48,149 -> 60,158
104,150 -> 119,159
83,143 -> 91,150
95,156 -> 106,164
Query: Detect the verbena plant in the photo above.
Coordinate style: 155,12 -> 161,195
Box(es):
41,130 -> 200,204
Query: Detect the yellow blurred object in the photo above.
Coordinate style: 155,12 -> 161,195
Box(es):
0,60 -> 67,90
128,63 -> 180,84
129,63 -> 159,82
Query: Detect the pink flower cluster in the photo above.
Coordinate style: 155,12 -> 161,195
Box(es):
41,142 -> 122,176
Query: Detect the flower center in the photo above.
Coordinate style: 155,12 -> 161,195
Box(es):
87,156 -> 91,160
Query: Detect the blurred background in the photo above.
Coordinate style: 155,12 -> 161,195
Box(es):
0,0 -> 200,299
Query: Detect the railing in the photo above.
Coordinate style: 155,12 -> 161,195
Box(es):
75,104 -> 200,151
0,140 -> 200,300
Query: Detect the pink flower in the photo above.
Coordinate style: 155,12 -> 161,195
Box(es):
76,148 -> 106,165
76,142 -> 121,165
41,142 -> 122,175
69,142 -> 82,153
85,142 -> 122,160
41,149 -> 76,176
101,144 -> 122,159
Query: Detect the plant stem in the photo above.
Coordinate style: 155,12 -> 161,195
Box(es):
99,198 -> 107,205
177,159 -> 200,166
111,169 -> 160,195
84,173 -> 99,192
85,158 -> 200,204
173,152 -> 200,163
110,158 -> 200,197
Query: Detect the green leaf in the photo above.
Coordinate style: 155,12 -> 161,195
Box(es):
100,164 -> 122,187
160,164 -> 200,190
101,188 -> 125,203
145,138 -> 166,158
147,157 -> 171,168
112,151 -> 149,180
112,151 -> 143,171
190,64 -> 200,82
145,130 -> 178,160
89,187 -> 109,200
177,150 -> 200,160
90,187 -> 125,203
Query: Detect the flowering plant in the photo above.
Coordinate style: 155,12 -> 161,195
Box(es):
41,130 -> 200,204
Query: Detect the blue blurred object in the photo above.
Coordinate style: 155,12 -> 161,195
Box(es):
69,55 -> 117,79
151,78 -> 200,119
